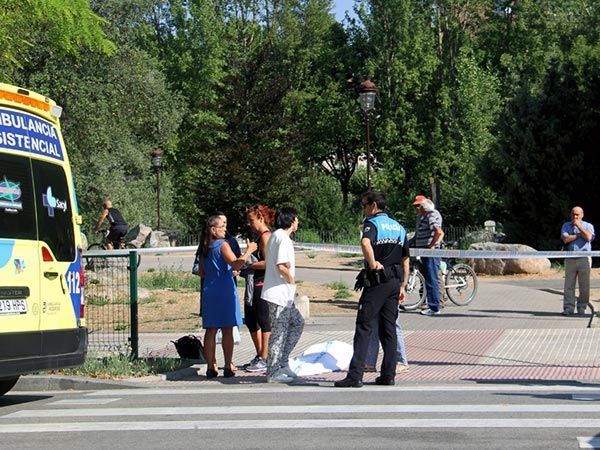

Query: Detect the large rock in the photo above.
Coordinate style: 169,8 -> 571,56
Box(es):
467,242 -> 551,275
145,230 -> 171,248
125,224 -> 152,248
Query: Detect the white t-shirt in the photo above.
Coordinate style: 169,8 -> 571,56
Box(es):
261,228 -> 296,306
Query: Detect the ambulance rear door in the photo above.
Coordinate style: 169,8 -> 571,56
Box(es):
0,152 -> 42,334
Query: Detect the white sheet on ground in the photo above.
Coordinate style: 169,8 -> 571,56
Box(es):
289,340 -> 353,376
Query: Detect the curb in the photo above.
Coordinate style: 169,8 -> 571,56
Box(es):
14,375 -> 148,392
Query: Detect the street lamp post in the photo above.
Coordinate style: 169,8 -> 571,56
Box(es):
151,148 -> 163,230
358,79 -> 378,190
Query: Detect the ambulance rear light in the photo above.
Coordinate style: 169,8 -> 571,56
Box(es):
0,88 -> 51,113
41,246 -> 54,262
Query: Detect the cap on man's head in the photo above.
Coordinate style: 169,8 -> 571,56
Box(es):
412,195 -> 427,206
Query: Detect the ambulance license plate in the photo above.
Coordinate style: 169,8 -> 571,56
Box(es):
0,299 -> 27,315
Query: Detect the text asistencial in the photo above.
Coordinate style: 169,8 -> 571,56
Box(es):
0,109 -> 63,161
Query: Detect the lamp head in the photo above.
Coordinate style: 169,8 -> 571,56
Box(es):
358,79 -> 378,112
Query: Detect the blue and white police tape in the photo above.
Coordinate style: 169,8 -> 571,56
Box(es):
294,242 -> 600,259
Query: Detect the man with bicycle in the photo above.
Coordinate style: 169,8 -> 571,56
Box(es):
412,195 -> 445,316
94,200 -> 128,250
335,190 -> 409,388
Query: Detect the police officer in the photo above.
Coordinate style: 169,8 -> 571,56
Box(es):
335,190 -> 410,388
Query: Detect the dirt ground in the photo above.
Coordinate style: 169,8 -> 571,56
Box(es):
88,252 -> 600,333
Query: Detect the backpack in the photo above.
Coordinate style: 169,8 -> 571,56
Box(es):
171,335 -> 205,361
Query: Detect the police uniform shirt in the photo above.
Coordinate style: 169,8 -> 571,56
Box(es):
362,213 -> 410,267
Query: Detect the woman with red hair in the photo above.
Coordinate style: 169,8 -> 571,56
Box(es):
243,204 -> 276,372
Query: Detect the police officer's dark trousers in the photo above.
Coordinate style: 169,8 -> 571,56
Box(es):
347,277 -> 400,381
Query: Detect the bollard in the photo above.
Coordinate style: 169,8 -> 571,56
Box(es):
296,295 -> 310,319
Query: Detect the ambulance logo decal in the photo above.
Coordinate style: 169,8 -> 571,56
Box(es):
0,176 -> 22,212
42,186 -> 67,217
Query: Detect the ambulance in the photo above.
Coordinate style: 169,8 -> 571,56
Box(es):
0,83 -> 87,395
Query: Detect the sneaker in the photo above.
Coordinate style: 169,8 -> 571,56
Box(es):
241,355 -> 260,369
279,366 -> 298,378
420,308 -> 441,316
364,365 -> 377,373
246,357 -> 267,372
396,364 -> 410,373
561,310 -> 574,316
267,369 -> 295,383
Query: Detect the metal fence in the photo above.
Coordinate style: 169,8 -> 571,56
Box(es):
81,226 -> 486,359
83,251 -> 139,357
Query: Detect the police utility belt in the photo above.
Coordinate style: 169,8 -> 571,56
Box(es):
354,264 -> 402,291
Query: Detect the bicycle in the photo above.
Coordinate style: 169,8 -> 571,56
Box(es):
85,229 -> 140,270
402,255 -> 479,311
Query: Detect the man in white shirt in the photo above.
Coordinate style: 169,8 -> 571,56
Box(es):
261,207 -> 304,383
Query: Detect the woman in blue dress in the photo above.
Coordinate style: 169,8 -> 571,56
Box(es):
198,215 -> 257,378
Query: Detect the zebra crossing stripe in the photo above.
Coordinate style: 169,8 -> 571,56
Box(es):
48,398 -> 121,406
1,418 -> 600,433
7,403 -> 600,418
83,384 -> 600,396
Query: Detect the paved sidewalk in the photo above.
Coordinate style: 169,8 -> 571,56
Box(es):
128,280 -> 600,385
16,279 -> 600,390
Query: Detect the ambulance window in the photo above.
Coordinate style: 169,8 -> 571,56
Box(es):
0,153 -> 36,239
31,159 -> 75,261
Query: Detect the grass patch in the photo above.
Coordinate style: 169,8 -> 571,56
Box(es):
338,253 -> 359,258
55,353 -> 183,379
140,271 -> 200,291
325,281 -> 349,290
306,252 -> 317,259
87,296 -> 110,307
334,289 -> 351,299
114,322 -> 128,331
325,281 -> 351,300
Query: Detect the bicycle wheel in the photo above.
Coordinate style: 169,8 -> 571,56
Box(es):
444,263 -> 478,306
85,243 -> 107,271
403,269 -> 427,311
125,243 -> 141,268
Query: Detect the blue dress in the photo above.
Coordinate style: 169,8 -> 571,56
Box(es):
201,239 -> 242,328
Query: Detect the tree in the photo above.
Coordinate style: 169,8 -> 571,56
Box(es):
285,14 -> 366,205
0,0 -> 115,80
356,0 -> 500,225
486,38 -> 600,249
20,0 -> 185,234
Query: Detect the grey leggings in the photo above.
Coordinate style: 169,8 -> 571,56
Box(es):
267,302 -> 305,377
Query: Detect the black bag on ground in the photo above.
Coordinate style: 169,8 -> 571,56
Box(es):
171,335 -> 205,361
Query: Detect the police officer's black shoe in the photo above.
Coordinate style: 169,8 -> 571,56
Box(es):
334,377 -> 363,388
375,376 -> 395,386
